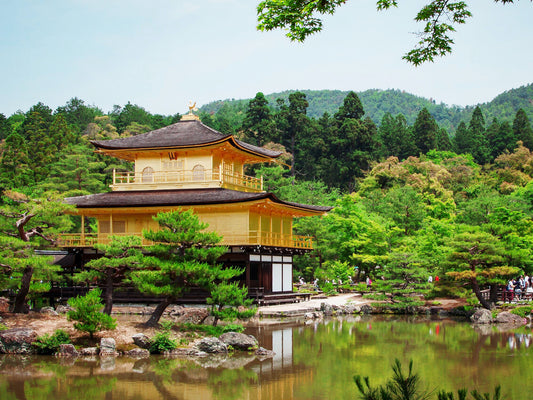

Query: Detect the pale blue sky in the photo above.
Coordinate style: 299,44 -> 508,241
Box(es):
1,0 -> 532,116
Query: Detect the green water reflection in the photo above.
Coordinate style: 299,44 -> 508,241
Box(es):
0,316 -> 532,399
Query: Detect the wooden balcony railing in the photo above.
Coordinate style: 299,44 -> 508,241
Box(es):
58,231 -> 313,250
112,168 -> 263,192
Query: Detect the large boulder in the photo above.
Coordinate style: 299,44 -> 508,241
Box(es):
125,348 -> 150,358
174,308 -> 209,325
40,307 -> 59,316
57,344 -> 79,357
320,303 -> 334,316
99,338 -> 118,356
132,333 -> 152,349
219,332 -> 258,351
196,337 -> 228,353
360,305 -> 373,314
495,312 -> 527,325
0,328 -> 37,354
470,308 -> 493,324
80,347 -> 99,356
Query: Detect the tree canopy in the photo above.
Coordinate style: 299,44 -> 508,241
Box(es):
256,0 -> 527,65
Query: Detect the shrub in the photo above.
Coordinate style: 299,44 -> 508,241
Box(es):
33,329 -> 71,355
67,289 -> 117,339
510,305 -> 533,318
149,323 -> 177,354
179,322 -> 245,336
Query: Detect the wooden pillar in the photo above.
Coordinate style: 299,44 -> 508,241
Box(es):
81,215 -> 85,246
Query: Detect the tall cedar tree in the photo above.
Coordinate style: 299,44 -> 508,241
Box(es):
279,92 -> 309,176
74,235 -> 143,315
413,108 -> 438,154
468,106 -> 490,164
132,209 -> 244,327
513,108 -> 533,150
242,92 -> 273,146
486,118 -> 516,161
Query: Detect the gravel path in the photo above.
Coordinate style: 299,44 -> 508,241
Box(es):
257,293 -> 369,317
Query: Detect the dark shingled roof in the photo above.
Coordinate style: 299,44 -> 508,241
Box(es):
91,119 -> 282,158
65,188 -> 332,213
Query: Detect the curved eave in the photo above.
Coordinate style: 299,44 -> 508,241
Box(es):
65,189 -> 332,217
92,136 -> 280,163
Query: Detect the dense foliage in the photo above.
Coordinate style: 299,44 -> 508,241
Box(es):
1,85 -> 532,311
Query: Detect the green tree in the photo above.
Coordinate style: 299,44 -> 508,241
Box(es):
207,282 -> 256,326
67,288 -> 117,339
444,230 -> 519,309
55,97 -> 101,134
0,133 -> 33,189
413,108 -> 438,154
513,108 -> 533,150
74,235 -> 143,315
37,144 -> 107,194
242,92 -> 274,146
131,209 -> 243,327
0,113 -> 11,140
436,127 -> 452,151
0,191 -> 73,312
286,92 -> 310,176
468,106 -> 490,164
335,91 -> 364,120
0,235 -> 59,311
486,118 -> 516,161
112,102 -> 152,134
256,0 -> 515,65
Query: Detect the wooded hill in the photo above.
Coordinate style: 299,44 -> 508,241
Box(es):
200,83 -> 533,133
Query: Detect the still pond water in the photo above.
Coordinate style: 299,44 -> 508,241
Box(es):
1,315 -> 532,400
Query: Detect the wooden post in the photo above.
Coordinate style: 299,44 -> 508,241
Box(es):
81,215 -> 85,246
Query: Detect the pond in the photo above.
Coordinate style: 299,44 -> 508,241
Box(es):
0,315 -> 532,400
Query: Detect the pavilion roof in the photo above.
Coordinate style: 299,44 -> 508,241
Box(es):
91,119 -> 281,159
65,188 -> 332,214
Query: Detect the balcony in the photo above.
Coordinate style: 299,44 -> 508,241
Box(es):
111,168 -> 263,192
57,231 -> 313,250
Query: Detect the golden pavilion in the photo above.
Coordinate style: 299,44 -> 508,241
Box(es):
60,112 -> 330,299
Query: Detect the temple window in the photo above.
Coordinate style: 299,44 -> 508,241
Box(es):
192,164 -> 205,181
142,166 -> 154,183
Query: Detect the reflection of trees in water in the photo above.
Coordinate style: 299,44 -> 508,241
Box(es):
208,368 -> 258,400
289,317 -> 533,399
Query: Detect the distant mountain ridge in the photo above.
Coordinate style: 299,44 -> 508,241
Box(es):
200,83 -> 533,133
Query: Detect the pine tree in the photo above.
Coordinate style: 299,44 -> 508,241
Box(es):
445,230 -> 519,309
0,191 -> 73,312
132,209 -> 246,326
0,133 -> 33,189
74,235 -> 143,315
37,144 -> 107,194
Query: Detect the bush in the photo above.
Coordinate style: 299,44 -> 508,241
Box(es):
179,322 -> 245,336
67,289 -> 117,339
149,323 -> 177,354
33,329 -> 71,355
510,305 -> 533,318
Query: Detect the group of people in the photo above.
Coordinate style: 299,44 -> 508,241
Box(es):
507,275 -> 533,299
